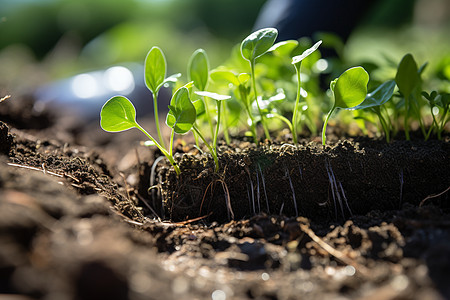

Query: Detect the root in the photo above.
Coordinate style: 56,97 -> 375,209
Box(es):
299,222 -> 369,276
325,159 -> 352,220
399,169 -> 404,208
257,163 -> 270,214
149,155 -> 166,217
285,165 -> 298,217
420,186 -> 450,207
199,177 -> 234,221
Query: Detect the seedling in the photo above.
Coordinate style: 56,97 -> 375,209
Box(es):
240,27 -> 278,140
352,80 -> 396,142
291,40 -> 322,144
195,91 -> 231,156
210,70 -> 257,142
145,47 -> 181,148
322,66 -> 369,145
100,95 -> 181,175
422,91 -> 450,140
188,49 -> 214,138
395,53 -> 428,140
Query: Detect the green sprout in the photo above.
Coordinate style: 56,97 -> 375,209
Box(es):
144,47 -> 180,148
210,70 -> 256,142
240,27 -> 278,140
395,53 -> 428,140
188,49 -> 214,138
322,66 -> 369,145
422,91 -> 450,140
352,80 -> 396,142
100,95 -> 181,175
291,40 -> 322,144
194,91 -> 232,171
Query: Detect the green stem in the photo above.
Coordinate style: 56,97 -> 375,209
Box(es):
438,108 -> 448,140
213,100 -> 221,153
152,92 -> 166,149
136,124 -> 180,175
202,96 -> 215,139
382,105 -> 393,134
425,106 -> 438,141
221,100 -> 231,144
250,62 -> 270,140
193,128 -> 201,150
240,86 -> 257,143
322,106 -> 336,146
169,127 -> 175,156
292,63 -> 302,144
193,125 -> 219,172
375,108 -> 390,142
269,114 -> 293,134
404,95 -> 410,140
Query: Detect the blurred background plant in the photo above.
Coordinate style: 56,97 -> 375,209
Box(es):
0,0 -> 265,93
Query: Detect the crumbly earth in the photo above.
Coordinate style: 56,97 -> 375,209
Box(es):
0,95 -> 449,300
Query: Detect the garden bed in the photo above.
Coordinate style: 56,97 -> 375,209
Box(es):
1,95 -> 449,299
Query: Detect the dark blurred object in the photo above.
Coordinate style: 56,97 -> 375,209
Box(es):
254,0 -> 417,44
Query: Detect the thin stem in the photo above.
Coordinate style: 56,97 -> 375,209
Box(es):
213,100 -> 221,153
269,114 -> 293,134
438,108 -> 448,139
382,105 -> 393,133
193,125 -> 219,172
425,106 -> 438,141
136,124 -> 180,175
251,62 -> 270,140
240,86 -> 257,143
404,95 -> 410,140
152,92 -> 166,149
221,100 -> 231,144
169,127 -> 175,156
375,108 -> 390,142
292,63 -> 302,144
202,96 -> 215,139
193,129 -> 201,149
322,106 -> 336,146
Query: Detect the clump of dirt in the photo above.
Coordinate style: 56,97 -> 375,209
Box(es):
149,137 -> 449,223
0,121 -> 14,155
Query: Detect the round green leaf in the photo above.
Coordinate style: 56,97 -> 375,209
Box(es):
333,66 -> 369,109
240,28 -> 278,62
188,49 -> 209,91
395,53 -> 418,98
100,96 -> 138,132
145,46 -> 167,93
166,87 -> 196,134
352,80 -> 396,110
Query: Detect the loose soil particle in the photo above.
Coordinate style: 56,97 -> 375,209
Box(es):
0,95 -> 449,300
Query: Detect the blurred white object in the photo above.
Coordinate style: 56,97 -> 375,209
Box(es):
34,63 -> 165,122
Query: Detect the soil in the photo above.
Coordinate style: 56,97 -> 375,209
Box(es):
0,94 -> 449,300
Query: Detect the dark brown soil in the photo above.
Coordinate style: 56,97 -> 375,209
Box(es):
1,94 -> 449,300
